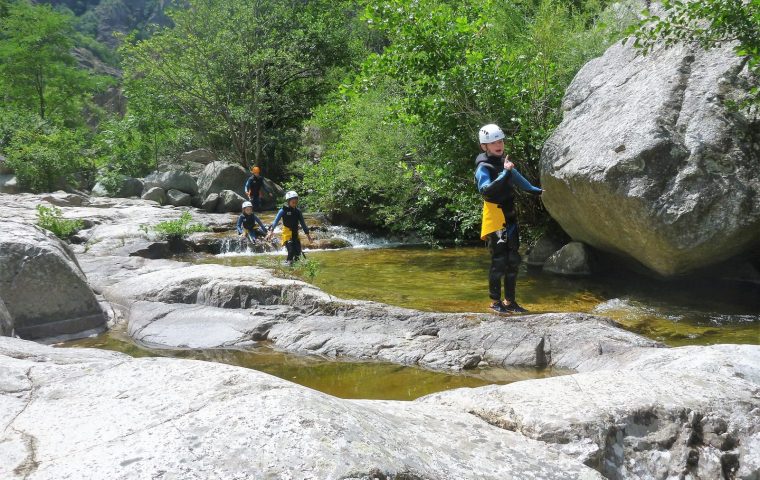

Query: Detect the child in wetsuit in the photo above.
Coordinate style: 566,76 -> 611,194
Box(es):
475,124 -> 543,314
236,201 -> 268,243
269,190 -> 312,263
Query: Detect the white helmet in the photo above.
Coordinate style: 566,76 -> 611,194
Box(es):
284,190 -> 299,201
479,124 -> 505,144
242,201 -> 253,209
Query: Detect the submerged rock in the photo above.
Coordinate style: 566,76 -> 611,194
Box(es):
540,41 -> 760,276
544,242 -> 591,276
0,221 -> 106,339
526,235 -> 565,267
421,344 -> 760,480
0,336 -> 602,480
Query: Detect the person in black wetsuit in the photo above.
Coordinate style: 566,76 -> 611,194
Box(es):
243,166 -> 269,211
236,201 -> 268,243
475,124 -> 543,314
269,190 -> 312,263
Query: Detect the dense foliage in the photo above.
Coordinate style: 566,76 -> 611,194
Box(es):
120,0 -> 366,178
295,0 -> 637,239
3,0 -> 754,239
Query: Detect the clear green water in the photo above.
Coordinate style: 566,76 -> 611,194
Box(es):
63,330 -> 560,400
201,246 -> 760,347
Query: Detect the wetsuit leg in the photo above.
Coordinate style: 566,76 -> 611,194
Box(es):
488,232 -> 508,301
252,195 -> 261,211
504,224 -> 522,302
285,238 -> 303,262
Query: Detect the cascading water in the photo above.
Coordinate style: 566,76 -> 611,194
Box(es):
218,236 -> 283,256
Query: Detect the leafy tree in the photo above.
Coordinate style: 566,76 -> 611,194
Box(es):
0,0 -> 106,122
298,0 -> 635,238
633,0 -> 760,105
121,0 -> 364,177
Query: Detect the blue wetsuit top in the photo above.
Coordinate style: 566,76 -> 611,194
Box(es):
271,207 -> 310,234
236,212 -> 267,234
475,164 -> 543,195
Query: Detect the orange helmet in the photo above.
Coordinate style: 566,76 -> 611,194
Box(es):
251,166 -> 261,175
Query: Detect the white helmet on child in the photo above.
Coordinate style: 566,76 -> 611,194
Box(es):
479,124 -> 505,144
284,190 -> 299,201
242,201 -> 253,209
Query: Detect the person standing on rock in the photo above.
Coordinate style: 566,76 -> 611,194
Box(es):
236,201 -> 268,243
244,166 -> 269,211
475,124 -> 543,314
269,190 -> 312,264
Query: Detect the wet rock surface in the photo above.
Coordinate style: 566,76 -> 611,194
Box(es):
421,344 -> 760,480
0,337 -> 603,480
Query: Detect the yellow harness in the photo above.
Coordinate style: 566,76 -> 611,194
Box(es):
480,201 -> 506,240
281,226 -> 294,245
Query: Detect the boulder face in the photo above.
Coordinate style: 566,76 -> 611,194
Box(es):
143,170 -> 198,196
140,186 -> 165,204
540,41 -> 760,276
0,297 -> 12,336
215,189 -> 246,213
0,174 -> 19,194
544,242 -> 591,276
165,188 -> 191,207
0,221 -> 106,339
197,161 -> 248,199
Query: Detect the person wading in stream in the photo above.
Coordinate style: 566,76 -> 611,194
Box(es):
269,190 -> 312,264
475,124 -> 543,314
236,201 -> 268,244
244,166 -> 269,211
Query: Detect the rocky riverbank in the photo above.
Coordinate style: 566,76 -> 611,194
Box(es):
1,191 -> 759,479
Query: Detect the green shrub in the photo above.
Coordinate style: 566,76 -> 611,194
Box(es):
148,212 -> 208,239
4,125 -> 92,192
36,204 -> 84,239
256,255 -> 322,282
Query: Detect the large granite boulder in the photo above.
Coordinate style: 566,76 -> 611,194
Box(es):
215,189 -> 246,213
0,337 -> 602,479
180,148 -> 217,164
0,221 -> 106,339
540,41 -> 760,276
140,186 -> 165,204
143,170 -> 198,196
197,161 -> 248,199
422,344 -> 760,480
165,188 -> 191,207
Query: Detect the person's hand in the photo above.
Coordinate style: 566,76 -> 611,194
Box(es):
504,155 -> 514,170
307,234 -> 313,243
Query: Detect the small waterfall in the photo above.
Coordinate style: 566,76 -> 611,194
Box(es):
325,226 -> 411,249
218,236 -> 282,256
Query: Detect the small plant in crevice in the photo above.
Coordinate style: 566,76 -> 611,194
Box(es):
36,204 -> 84,239
144,212 -> 208,240
256,255 -> 322,283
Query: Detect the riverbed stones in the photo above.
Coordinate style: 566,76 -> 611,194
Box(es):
0,221 -> 106,339
200,192 -> 219,212
544,241 -> 591,276
421,344 -> 760,480
197,161 -> 248,199
165,188 -> 191,207
143,170 -> 198,196
140,186 -> 165,204
91,176 -> 143,198
540,40 -> 760,276
215,189 -> 246,213
0,336 -> 604,480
